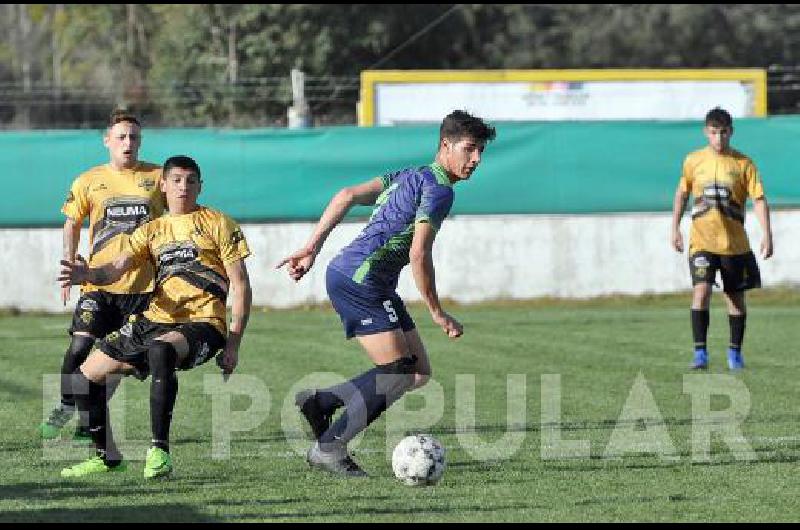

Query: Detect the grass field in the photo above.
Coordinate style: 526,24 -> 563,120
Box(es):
1,290 -> 799,522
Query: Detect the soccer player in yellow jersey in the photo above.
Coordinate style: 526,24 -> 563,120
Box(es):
57,155 -> 252,478
39,109 -> 165,441
671,107 -> 774,371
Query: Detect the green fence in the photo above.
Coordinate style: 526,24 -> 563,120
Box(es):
1,117 -> 798,226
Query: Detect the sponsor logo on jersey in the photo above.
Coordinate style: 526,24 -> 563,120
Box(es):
360,318 -> 373,326
137,178 -> 156,191
105,203 -> 150,223
158,242 -> 199,267
80,299 -> 100,312
91,183 -> 108,192
703,185 -> 730,199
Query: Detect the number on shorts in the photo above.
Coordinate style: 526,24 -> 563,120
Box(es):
383,300 -> 399,323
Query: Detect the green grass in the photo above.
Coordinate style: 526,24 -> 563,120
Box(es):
1,290 -> 799,522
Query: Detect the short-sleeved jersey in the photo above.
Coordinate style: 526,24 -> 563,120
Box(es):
329,163 -> 454,291
126,206 -> 250,335
62,162 -> 165,294
678,146 -> 765,255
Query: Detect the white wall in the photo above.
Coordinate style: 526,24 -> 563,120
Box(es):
2,210 -> 797,312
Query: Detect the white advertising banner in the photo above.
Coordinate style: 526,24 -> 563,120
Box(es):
374,80 -> 756,124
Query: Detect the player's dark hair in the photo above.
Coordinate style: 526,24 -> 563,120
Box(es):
162,155 -> 201,180
705,107 -> 733,128
439,110 -> 496,145
108,108 -> 141,128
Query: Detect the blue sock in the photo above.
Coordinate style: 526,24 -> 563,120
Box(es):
318,358 -> 414,447
316,367 -> 382,414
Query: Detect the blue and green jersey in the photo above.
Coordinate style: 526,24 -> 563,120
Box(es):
329,163 -> 454,290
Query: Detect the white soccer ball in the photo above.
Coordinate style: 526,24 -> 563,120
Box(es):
391,434 -> 446,486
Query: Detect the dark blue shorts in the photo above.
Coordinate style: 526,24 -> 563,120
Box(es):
326,266 -> 415,339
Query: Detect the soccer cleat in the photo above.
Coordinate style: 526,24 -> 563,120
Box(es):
295,389 -> 332,440
727,348 -> 745,371
61,456 -> 127,478
689,349 -> 708,370
306,442 -> 368,478
39,404 -> 76,440
144,446 -> 173,479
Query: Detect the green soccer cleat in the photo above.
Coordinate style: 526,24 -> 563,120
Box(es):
39,405 -> 75,440
61,456 -> 127,478
144,447 -> 173,479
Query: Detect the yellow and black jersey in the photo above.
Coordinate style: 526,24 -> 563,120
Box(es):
679,146 -> 765,255
62,162 -> 165,294
127,206 -> 250,335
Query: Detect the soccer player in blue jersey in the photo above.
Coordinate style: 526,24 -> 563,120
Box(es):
277,110 -> 496,477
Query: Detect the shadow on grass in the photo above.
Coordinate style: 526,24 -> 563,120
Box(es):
176,412 -> 800,447
421,413 -> 800,436
221,502 -> 535,521
0,483 -> 216,522
573,493 -> 698,507
0,375 -> 39,399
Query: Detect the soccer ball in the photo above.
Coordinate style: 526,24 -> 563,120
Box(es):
391,434 -> 446,486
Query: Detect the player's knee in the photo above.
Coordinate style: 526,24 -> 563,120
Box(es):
378,355 -> 417,395
62,335 -> 96,383
147,341 -> 178,379
692,285 -> 712,307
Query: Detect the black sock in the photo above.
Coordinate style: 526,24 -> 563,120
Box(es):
691,309 -> 710,351
72,369 -> 121,465
148,341 -> 178,453
60,335 -> 95,409
319,357 -> 415,448
729,314 -> 746,351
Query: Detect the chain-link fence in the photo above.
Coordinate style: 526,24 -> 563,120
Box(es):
2,67 -> 800,130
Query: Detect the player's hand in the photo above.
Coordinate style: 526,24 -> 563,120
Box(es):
761,235 -> 774,259
58,255 -> 88,287
275,247 -> 316,282
671,230 -> 684,253
432,311 -> 463,339
216,344 -> 239,382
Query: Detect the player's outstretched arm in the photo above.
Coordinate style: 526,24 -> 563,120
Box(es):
218,258 -> 251,379
753,196 -> 774,259
410,221 -> 462,339
60,217 -> 82,305
58,252 -> 135,287
671,187 -> 689,253
276,177 -> 384,281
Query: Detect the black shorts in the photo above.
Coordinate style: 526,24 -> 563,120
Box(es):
69,291 -> 151,337
95,316 -> 226,379
689,251 -> 762,293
